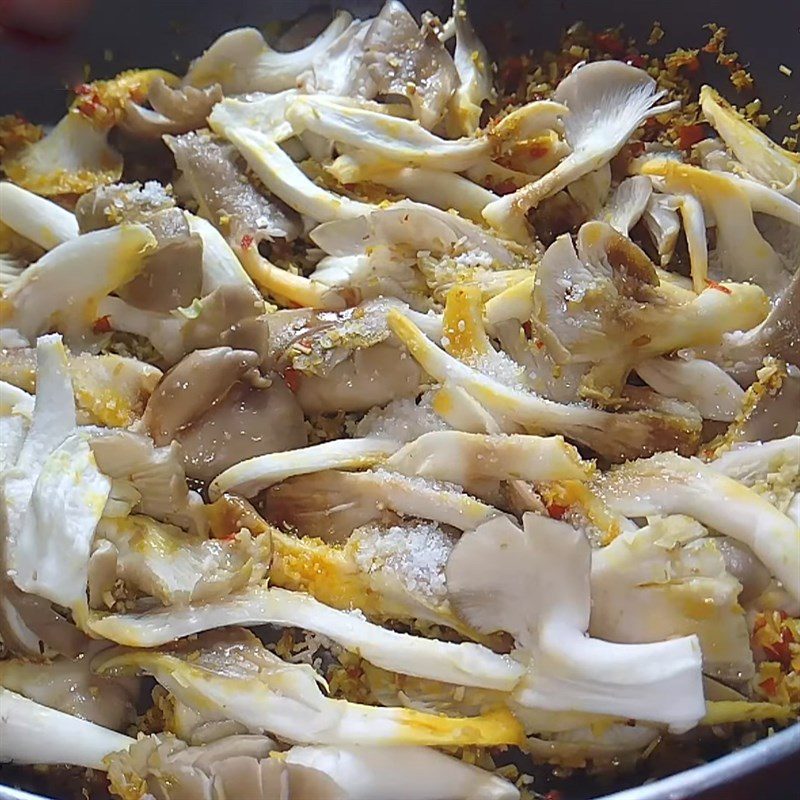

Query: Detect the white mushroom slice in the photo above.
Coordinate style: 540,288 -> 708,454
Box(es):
595,452 -> 800,600
700,85 -> 800,201
0,182 -> 79,249
286,95 -> 490,171
445,514 -> 704,731
328,154 -> 499,224
0,687 -> 134,769
209,438 -> 399,499
184,14 -> 353,93
1,112 -> 122,196
642,193 -> 681,266
184,213 -> 255,292
10,433 -> 110,620
88,584 -> 525,691
207,90 -> 298,143
675,193 -> 709,292
448,0 -> 495,135
600,175 -> 652,235
590,515 -> 754,681
217,128 -> 374,222
431,383 -> 506,434
388,308 -> 702,462
0,223 -> 156,343
95,630 -> 522,748
709,435 -> 800,485
385,431 -> 590,488
482,62 -> 678,229
282,744 -> 519,800
635,357 -> 745,421
642,160 -> 795,294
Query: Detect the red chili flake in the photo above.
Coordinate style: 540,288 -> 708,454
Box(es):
534,338 -> 545,350
705,279 -> 732,294
765,628 -> 795,668
240,234 -> 254,250
92,315 -> 112,334
759,677 -> 778,697
678,123 -> 708,150
77,100 -> 99,117
282,367 -> 301,393
593,31 -> 626,57
626,53 -> 648,68
547,503 -> 568,520
522,320 -> 533,339
524,140 -> 551,160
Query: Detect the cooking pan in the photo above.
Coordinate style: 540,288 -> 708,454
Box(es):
0,1 -> 797,798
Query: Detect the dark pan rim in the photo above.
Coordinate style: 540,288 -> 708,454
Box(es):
1,723 -> 797,800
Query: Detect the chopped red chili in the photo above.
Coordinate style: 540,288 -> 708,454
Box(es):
92,315 -> 112,334
282,367 -> 301,393
678,123 -> 708,150
705,279 -> 732,294
240,234 -> 254,250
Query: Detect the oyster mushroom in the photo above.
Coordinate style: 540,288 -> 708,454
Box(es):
590,515 -> 754,682
95,628 -> 522,748
0,687 -> 134,769
531,222 -> 768,397
184,13 -> 353,93
143,347 -> 307,481
444,513 -> 705,730
1,111 -> 122,196
700,85 -> 800,202
166,131 -> 301,244
87,584 -> 524,691
0,223 -> 156,344
482,61 -> 679,230
0,347 -> 161,428
594,451 -> 800,601
121,78 -> 223,139
104,733 -> 520,800
362,0 -> 458,129
75,182 -> 204,312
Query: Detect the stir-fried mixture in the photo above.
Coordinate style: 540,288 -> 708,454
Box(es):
0,2 -> 798,799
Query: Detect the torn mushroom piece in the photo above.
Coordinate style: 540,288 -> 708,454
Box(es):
261,467 -> 500,541
0,346 -> 161,428
482,61 -> 679,232
0,223 -> 157,345
266,299 -> 425,415
166,131 -> 301,244
120,78 -> 223,139
100,283 -> 269,368
531,222 -> 769,400
387,307 -> 704,462
445,513 -> 705,731
75,182 -> 204,313
91,514 -> 271,607
590,515 -> 754,682
105,733 -> 520,800
361,0 -> 458,129
95,628 -> 523,748
641,160 -> 800,296
594,451 -> 800,601
143,346 -> 307,481
184,13 -> 353,94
